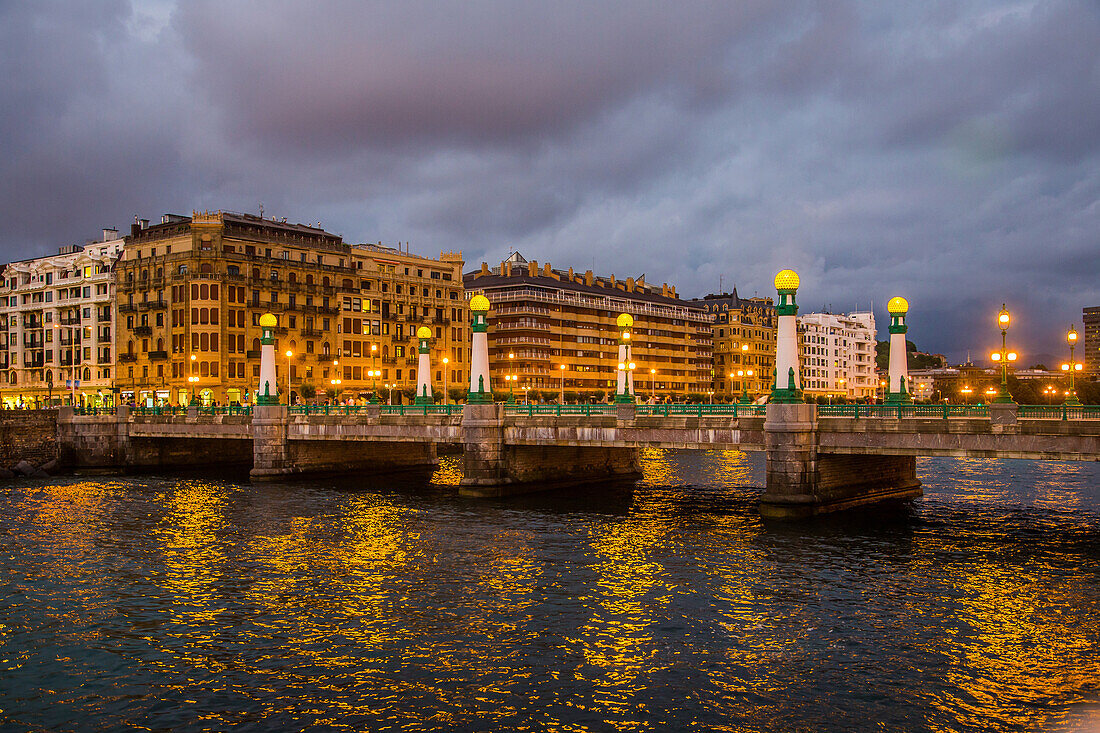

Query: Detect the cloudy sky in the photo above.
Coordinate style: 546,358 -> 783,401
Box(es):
2,1 -> 1098,363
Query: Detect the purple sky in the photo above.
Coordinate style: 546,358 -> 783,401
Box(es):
2,1 -> 1098,363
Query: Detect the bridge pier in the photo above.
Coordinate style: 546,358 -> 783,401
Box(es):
760,403 -> 922,518
459,404 -> 641,497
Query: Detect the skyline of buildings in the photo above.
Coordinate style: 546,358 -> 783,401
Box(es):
0,207 -> 1095,408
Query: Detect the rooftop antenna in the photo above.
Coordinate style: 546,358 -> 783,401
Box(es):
259,203 -> 264,219
719,274 -> 723,293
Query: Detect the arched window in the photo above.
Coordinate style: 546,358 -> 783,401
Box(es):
322,342 -> 330,356
178,264 -> 188,275
306,274 -> 314,285
322,276 -> 330,287
199,263 -> 213,275
45,369 -> 52,383
252,338 -> 261,352
156,338 -> 163,351
141,269 -> 148,280
252,268 -> 261,280
156,267 -> 163,278
342,278 -> 353,289
83,368 -> 91,381
127,271 -> 134,282
10,373 -> 16,385
127,340 -> 134,355
288,272 -> 297,284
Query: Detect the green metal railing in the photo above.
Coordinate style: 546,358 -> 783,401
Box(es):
381,404 -> 463,416
1019,405 -> 1100,420
131,405 -> 188,416
817,404 -> 990,419
289,404 -> 462,416
72,406 -> 117,416
635,403 -> 766,418
199,405 -> 252,416
505,404 -> 619,417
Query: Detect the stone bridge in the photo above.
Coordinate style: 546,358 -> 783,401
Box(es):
55,401 -> 1100,518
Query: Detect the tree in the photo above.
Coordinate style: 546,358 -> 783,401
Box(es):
299,382 -> 317,399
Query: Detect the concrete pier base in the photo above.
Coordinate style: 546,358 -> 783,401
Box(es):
760,403 -> 922,518
459,404 -> 641,497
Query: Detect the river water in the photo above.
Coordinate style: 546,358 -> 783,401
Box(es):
2,451 -> 1100,732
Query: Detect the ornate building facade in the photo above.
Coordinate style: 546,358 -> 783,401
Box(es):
0,232 -> 123,408
115,211 -> 463,406
688,291 -> 777,401
464,252 -> 713,400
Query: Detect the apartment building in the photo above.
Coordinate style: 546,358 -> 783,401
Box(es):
688,290 -> 776,401
0,232 -> 124,408
1084,306 -> 1100,377
116,211 -> 463,406
464,252 -> 713,400
798,311 -> 877,400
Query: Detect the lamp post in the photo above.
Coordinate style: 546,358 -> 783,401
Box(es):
559,363 -> 566,404
522,385 -> 529,404
442,356 -> 449,405
284,349 -> 293,405
991,304 -> 1017,404
507,351 -> 516,403
189,353 -> 198,405
369,343 -> 380,403
650,368 -> 656,402
1063,326 -> 1082,406
614,314 -> 635,403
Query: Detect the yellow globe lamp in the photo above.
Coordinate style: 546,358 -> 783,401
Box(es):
469,294 -> 491,312
416,326 -> 432,339
616,313 -> 634,329
774,269 -> 800,291
997,305 -> 1010,330
887,296 -> 909,315
1068,327 -> 1078,344
259,313 -> 278,328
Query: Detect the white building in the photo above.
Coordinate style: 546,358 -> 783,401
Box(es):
798,311 -> 877,400
0,231 -> 124,408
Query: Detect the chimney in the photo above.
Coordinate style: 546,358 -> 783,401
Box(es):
609,274 -> 616,289
662,283 -> 669,297
131,215 -> 141,237
543,262 -> 551,277
503,261 -> 512,277
626,277 -> 635,292
528,261 -> 538,277
140,218 -> 149,230
568,267 -> 574,279
585,270 -> 594,286
480,262 -> 489,276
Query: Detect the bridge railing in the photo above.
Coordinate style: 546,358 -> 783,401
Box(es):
131,406 -> 188,416
817,404 -> 990,419
636,403 -> 766,418
1019,405 -> 1100,420
73,406 -> 117,416
506,404 -> 619,417
199,405 -> 252,416
289,404 -> 463,416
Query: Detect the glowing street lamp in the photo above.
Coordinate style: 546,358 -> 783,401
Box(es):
507,351 -> 516,403
991,304 -> 1016,404
1063,325 -> 1082,405
960,385 -> 973,404
284,349 -> 293,404
442,356 -> 450,405
650,368 -> 656,402
369,343 -> 380,403
559,363 -> 566,404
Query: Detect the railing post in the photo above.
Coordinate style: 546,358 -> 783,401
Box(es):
1063,404 -> 1068,421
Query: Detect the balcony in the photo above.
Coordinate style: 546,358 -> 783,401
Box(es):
119,304 -> 137,313
134,325 -> 152,336
97,314 -> 112,323
245,350 -> 261,359
141,299 -> 167,310
119,353 -> 137,363
147,350 -> 168,360
301,328 -> 325,338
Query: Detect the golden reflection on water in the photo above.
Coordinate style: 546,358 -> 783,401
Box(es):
4,454 -> 1100,731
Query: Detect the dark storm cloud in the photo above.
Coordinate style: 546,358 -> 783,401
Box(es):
1,0 -> 1098,360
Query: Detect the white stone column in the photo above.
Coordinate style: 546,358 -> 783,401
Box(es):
467,294 -> 492,403
771,270 -> 803,402
885,297 -> 911,403
415,326 -> 434,404
257,313 -> 279,405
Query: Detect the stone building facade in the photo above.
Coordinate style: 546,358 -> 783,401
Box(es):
464,252 -> 713,400
797,311 -> 878,400
688,291 -> 776,401
115,211 -> 463,406
0,232 -> 123,408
